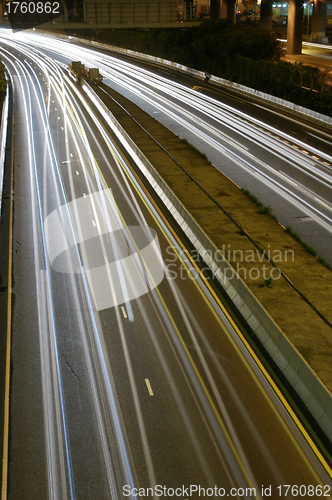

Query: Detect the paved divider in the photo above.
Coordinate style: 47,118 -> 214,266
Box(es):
0,78 -> 9,218
55,32 -> 332,127
83,81 -> 332,442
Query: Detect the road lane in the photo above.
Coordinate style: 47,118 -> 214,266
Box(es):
0,34 -> 331,500
3,29 -> 330,263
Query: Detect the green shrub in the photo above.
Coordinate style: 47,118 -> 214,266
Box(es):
241,188 -> 278,221
285,226 -> 317,256
259,277 -> 273,288
317,256 -> 332,271
181,138 -> 209,162
259,205 -> 273,216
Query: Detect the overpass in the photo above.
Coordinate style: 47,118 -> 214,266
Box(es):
0,0 -> 329,53
1,0 -> 200,29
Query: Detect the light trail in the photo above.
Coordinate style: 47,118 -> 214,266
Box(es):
14,54 -> 75,500
8,30 -> 329,236
64,75 -> 257,493
0,44 -> 139,500
84,76 -> 332,235
0,30 -> 331,500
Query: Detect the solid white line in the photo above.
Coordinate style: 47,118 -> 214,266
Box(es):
307,132 -> 332,147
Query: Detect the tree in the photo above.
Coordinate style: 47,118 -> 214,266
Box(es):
308,66 -> 320,91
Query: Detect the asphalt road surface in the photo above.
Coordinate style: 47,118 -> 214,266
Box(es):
0,32 -> 331,500
14,30 -> 332,264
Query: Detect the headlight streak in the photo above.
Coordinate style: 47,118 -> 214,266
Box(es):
2,46 -> 139,499
97,62 -> 332,192
50,63 -> 131,499
124,77 -> 332,198
91,54 -> 332,162
12,54 -> 76,500
62,78 -> 250,493
88,64 -> 332,212
61,64 -> 243,499
56,77 -> 170,496
100,56 -> 332,162
47,52 -> 179,500
56,75 -> 140,321
9,30 -> 332,173
34,38 -> 331,229
49,55 -> 266,495
25,47 -> 143,499
33,63 -> 140,500
1,30 -> 331,496
74,73 -> 281,496
85,75 -> 332,237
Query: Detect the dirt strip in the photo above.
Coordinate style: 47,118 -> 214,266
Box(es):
93,82 -> 332,394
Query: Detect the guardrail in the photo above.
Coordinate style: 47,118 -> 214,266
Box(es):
83,81 -> 332,442
0,77 -> 9,218
60,33 -> 332,127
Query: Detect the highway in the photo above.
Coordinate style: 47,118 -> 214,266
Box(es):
280,39 -> 332,62
296,40 -> 332,61
6,29 -> 332,263
0,31 -> 331,500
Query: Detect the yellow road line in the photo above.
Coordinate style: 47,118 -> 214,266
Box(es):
2,100 -> 14,500
103,131 -> 332,480
145,379 -> 154,396
58,80 -> 332,479
121,306 -> 128,320
83,136 -> 259,492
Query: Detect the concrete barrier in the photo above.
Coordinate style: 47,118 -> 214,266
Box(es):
85,37 -> 332,126
45,31 -> 332,126
83,81 -> 332,441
